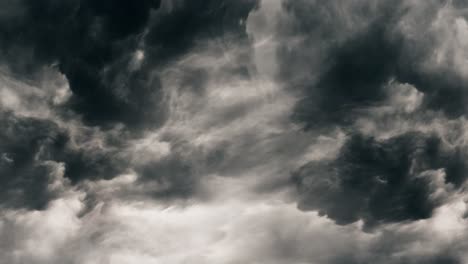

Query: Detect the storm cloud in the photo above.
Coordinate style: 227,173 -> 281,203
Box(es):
2,0 -> 468,263
293,131 -> 465,228
278,0 -> 468,129
0,0 -> 258,129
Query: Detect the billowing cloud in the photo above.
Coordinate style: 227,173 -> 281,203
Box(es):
0,111 -> 67,210
1,0 -> 468,263
0,0 -> 258,129
277,0 -> 468,128
293,131 -> 465,228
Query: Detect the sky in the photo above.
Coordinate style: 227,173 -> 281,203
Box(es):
0,0 -> 468,263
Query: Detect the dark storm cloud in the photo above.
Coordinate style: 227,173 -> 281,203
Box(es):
0,0 -> 163,129
145,0 -> 258,65
281,1 -> 405,129
0,0 -> 258,129
396,64 -> 468,119
291,24 -> 403,128
54,139 -> 129,184
0,111 -> 64,209
0,0 -> 262,208
0,111 -> 132,209
278,0 -> 468,129
136,154 -> 196,199
292,131 -> 466,229
275,0 -> 468,230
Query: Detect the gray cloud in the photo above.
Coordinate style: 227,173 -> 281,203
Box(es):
1,0 -> 468,263
276,0 -> 468,232
0,111 -> 67,210
276,0 -> 468,129
292,131 -> 465,229
0,0 -> 258,130
0,0 -> 263,207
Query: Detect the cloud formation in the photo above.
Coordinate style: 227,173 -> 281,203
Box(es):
1,0 -> 468,263
0,0 -> 258,129
293,131 -> 465,228
277,0 -> 468,128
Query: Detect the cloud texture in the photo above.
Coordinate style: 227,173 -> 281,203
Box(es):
1,0 -> 468,263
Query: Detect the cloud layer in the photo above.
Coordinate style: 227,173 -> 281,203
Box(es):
1,0 -> 468,263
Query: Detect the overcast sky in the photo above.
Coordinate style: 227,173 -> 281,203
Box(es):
1,0 -> 468,263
